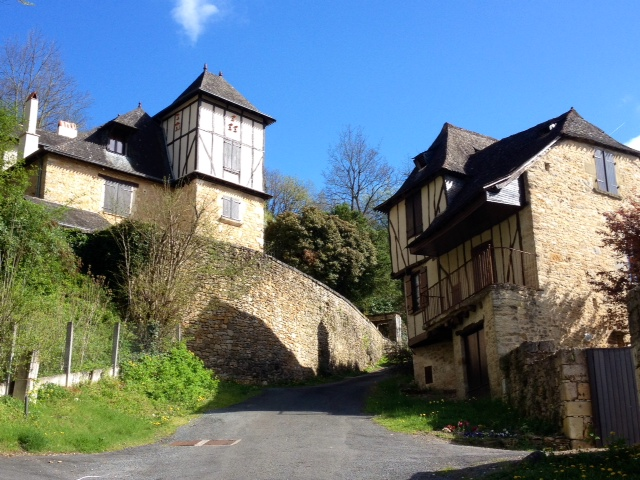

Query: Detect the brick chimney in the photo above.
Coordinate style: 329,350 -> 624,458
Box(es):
57,120 -> 77,138
19,92 -> 40,158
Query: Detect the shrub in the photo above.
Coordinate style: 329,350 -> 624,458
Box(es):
120,343 -> 218,408
17,429 -> 47,452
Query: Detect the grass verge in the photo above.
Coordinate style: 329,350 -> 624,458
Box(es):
365,374 -> 555,443
0,378 -> 260,454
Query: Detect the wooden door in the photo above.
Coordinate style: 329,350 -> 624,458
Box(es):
464,328 -> 490,396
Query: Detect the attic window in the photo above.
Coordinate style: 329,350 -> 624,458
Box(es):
108,135 -> 127,155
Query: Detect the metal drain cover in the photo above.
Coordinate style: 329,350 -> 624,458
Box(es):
170,439 -> 240,446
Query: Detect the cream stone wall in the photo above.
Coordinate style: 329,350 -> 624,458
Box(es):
32,155 -> 159,224
193,179 -> 265,251
185,246 -> 391,383
412,341 -> 456,391
526,140 -> 640,347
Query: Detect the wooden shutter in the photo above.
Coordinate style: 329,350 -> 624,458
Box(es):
232,144 -> 241,173
115,184 -> 133,216
419,269 -> 429,309
594,149 -> 607,192
231,199 -> 241,221
603,152 -> 619,195
222,196 -> 231,218
404,275 -> 414,314
104,181 -> 117,213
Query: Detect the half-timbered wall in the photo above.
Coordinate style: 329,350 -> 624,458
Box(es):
404,211 -> 531,343
162,99 -> 266,192
388,176 -> 448,276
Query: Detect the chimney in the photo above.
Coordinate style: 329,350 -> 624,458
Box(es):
19,92 -> 40,158
58,120 -> 78,138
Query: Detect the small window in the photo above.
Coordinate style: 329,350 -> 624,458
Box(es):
405,190 -> 423,238
424,366 -> 433,384
107,135 -> 126,155
405,269 -> 428,314
104,179 -> 134,216
222,196 -> 241,222
594,149 -> 619,195
223,141 -> 241,173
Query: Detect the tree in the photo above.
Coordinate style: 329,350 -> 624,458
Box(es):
265,169 -> 314,218
322,125 -> 397,220
265,206 -> 377,306
0,30 -> 91,130
591,197 -> 640,318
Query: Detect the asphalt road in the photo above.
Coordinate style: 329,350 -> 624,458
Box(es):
0,370 -> 527,479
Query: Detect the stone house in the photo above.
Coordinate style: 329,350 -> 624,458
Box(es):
376,109 -> 640,399
18,66 -> 274,250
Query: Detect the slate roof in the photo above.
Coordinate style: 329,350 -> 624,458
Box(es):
31,106 -> 172,182
155,68 -> 275,125
25,196 -> 111,232
390,108 -> 640,251
376,124 -> 496,212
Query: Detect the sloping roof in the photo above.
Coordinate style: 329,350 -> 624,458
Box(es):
25,196 -> 111,232
404,108 -> 640,252
32,106 -> 172,181
155,68 -> 275,125
376,123 -> 496,212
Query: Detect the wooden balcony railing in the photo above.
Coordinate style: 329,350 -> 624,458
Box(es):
423,247 -> 538,327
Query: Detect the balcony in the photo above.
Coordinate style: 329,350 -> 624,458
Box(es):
423,246 -> 538,328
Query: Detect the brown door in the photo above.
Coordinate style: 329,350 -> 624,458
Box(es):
464,328 -> 490,396
472,243 -> 495,293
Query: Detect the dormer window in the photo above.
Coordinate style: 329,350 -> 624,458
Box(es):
108,135 -> 127,155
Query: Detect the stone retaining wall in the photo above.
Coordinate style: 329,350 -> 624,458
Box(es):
501,342 -> 594,449
185,246 -> 392,384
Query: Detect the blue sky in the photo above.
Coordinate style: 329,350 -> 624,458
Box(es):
4,0 -> 640,192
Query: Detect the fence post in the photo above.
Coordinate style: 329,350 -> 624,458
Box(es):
64,321 -> 74,387
4,324 -> 18,396
111,322 -> 121,377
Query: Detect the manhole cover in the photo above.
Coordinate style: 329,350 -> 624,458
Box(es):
170,439 -> 240,447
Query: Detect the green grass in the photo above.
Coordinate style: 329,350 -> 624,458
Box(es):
364,374 -> 556,438
0,378 -> 260,454
481,444 -> 640,479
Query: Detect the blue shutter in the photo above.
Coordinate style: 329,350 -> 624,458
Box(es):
594,149 -> 607,191
604,151 -> 619,195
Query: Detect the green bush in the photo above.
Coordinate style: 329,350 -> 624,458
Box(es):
37,383 -> 71,401
120,343 -> 218,408
17,429 -> 47,452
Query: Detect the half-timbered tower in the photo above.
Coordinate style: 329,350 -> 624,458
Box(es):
20,67 -> 274,251
376,109 -> 640,398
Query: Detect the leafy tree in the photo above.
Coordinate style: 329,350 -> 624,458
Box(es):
0,30 -> 91,130
322,125 -> 398,220
265,206 -> 377,305
265,169 -> 314,218
591,197 -> 640,318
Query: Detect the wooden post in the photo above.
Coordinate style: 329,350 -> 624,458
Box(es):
111,322 -> 121,377
64,321 -> 73,387
4,324 -> 18,396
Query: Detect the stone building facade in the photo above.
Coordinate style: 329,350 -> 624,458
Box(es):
377,109 -> 640,399
19,67 -> 273,250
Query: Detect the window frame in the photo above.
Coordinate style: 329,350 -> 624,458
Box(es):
103,177 -> 135,217
107,135 -> 127,155
222,195 -> 241,222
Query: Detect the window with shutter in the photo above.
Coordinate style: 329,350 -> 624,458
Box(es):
594,149 -> 619,195
221,196 -> 241,222
223,141 -> 241,173
103,179 -> 134,216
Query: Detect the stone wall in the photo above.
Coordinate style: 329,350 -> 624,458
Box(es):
185,246 -> 392,384
501,342 -> 594,449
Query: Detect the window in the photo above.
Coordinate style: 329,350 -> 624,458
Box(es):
107,135 -> 126,155
405,190 -> 423,238
223,141 -> 241,173
594,149 -> 619,195
222,196 -> 241,222
103,178 -> 134,216
405,269 -> 428,314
